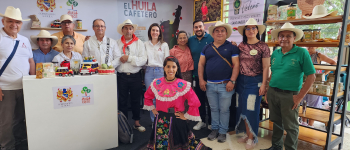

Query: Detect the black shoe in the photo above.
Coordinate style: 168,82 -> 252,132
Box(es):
207,130 -> 219,141
260,145 -> 282,150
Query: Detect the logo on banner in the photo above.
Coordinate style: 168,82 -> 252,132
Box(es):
81,86 -> 91,104
233,0 -> 242,15
37,0 -> 56,12
123,0 -> 157,18
66,0 -> 79,18
57,88 -> 73,102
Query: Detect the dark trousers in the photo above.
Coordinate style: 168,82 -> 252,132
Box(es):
117,72 -> 143,121
194,76 -> 211,124
0,90 -> 27,150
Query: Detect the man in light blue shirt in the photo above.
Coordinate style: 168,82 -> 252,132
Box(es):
31,30 -> 59,64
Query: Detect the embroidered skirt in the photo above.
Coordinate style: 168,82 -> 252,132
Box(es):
147,111 -> 210,150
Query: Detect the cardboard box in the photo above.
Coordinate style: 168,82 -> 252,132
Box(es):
36,63 -> 43,79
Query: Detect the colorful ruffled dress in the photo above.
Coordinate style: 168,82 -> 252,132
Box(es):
143,77 -> 210,150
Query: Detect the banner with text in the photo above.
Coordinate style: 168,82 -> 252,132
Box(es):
228,0 -> 264,44
52,84 -> 94,109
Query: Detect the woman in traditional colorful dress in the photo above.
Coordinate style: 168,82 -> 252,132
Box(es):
143,56 -> 210,150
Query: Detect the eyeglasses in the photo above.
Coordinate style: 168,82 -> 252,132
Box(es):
61,22 -> 72,25
93,25 -> 106,28
278,35 -> 294,39
245,27 -> 257,31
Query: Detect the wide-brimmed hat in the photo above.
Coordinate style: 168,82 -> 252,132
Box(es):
303,5 -> 337,19
237,18 -> 266,36
117,19 -> 138,35
208,21 -> 232,39
60,14 -> 73,23
271,22 -> 303,42
30,30 -> 58,47
0,6 -> 30,21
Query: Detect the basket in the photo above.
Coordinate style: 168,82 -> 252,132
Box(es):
98,69 -> 115,75
297,0 -> 325,17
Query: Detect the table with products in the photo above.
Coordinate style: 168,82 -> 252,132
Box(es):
22,74 -> 118,150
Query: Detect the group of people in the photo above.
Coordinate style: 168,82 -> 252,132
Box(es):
0,5 -> 326,150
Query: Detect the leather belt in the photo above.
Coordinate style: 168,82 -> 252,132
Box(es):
207,80 -> 229,84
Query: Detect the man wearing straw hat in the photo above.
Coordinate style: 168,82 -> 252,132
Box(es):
31,30 -> 59,64
261,23 -> 316,150
198,21 -> 239,143
116,19 -> 147,132
0,6 -> 35,150
52,14 -> 86,54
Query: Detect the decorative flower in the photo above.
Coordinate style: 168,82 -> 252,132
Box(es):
157,144 -> 163,148
164,123 -> 168,128
162,141 -> 168,145
180,17 -> 182,20
156,79 -> 161,85
157,135 -> 162,139
158,118 -> 164,123
163,135 -> 168,138
178,82 -> 184,88
157,128 -> 163,134
164,89 -> 170,95
172,12 -> 175,16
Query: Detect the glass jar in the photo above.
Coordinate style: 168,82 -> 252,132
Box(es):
52,61 -> 59,71
313,29 -> 321,40
287,5 -> 296,20
346,32 -> 350,43
76,19 -> 82,29
303,29 -> 313,42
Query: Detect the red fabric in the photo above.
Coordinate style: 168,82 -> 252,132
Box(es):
121,34 -> 139,55
238,41 -> 270,76
201,6 -> 208,15
143,77 -> 201,117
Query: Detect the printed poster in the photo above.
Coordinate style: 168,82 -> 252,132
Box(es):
52,84 -> 94,109
228,0 -> 264,44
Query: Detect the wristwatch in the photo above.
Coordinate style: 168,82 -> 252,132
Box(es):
230,80 -> 236,84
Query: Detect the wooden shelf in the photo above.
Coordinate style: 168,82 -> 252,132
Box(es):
266,42 -> 345,47
265,15 -> 343,26
307,91 -> 344,98
313,65 -> 347,72
30,27 -> 88,31
298,107 -> 341,126
259,120 -> 338,148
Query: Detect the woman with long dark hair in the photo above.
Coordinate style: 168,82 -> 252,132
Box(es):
143,56 -> 210,150
235,18 -> 270,149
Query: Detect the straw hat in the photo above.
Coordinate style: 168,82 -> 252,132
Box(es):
0,6 -> 30,21
271,22 -> 303,42
208,21 -> 232,39
30,30 -> 58,47
117,19 -> 138,35
60,14 -> 73,23
237,18 -> 266,36
303,5 -> 337,19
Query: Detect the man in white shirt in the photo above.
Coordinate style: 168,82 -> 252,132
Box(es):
83,19 -> 121,68
0,6 -> 35,150
116,19 -> 147,132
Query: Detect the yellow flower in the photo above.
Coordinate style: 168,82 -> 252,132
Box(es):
157,128 -> 163,134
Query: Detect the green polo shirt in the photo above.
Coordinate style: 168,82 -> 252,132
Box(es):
269,45 -> 316,91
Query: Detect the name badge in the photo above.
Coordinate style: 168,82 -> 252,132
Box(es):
250,49 -> 258,55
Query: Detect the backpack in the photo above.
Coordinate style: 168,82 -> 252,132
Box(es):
118,111 -> 133,144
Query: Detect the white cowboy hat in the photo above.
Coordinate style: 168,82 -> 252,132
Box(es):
271,22 -> 303,42
0,6 -> 30,21
30,30 -> 58,47
117,19 -> 138,35
237,18 -> 266,36
208,21 -> 232,39
60,14 -> 73,23
303,5 -> 337,19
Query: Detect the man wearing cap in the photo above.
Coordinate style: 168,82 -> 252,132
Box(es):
0,6 -> 35,150
83,19 -> 121,68
261,23 -> 315,150
198,21 -> 239,143
116,19 -> 147,132
52,14 -> 86,54
31,30 -> 59,64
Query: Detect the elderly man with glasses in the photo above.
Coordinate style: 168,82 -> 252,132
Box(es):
52,14 -> 86,54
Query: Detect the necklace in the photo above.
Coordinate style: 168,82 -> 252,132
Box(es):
165,77 -> 176,82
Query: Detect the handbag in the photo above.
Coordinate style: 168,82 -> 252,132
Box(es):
0,40 -> 20,76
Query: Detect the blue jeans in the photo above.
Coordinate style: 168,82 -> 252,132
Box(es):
144,66 -> 164,122
206,82 -> 235,134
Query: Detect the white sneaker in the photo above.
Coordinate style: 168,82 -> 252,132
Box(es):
208,125 -> 212,130
193,122 -> 206,130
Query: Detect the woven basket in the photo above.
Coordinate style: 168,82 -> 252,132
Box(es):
297,0 -> 325,17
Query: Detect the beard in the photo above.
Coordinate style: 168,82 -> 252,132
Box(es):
195,30 -> 204,37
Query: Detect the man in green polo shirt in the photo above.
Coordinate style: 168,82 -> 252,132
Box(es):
261,23 -> 316,150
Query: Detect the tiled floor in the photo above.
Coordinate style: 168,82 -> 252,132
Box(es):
201,118 -> 350,150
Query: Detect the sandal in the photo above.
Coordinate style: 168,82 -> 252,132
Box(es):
133,125 -> 146,132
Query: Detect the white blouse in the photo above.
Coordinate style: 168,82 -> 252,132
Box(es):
144,41 -> 170,67
116,39 -> 147,73
52,51 -> 83,65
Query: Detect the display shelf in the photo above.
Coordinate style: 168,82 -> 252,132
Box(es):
313,65 -> 347,72
259,120 -> 338,148
266,42 -> 346,47
265,15 -> 343,26
298,108 -> 341,126
307,91 -> 344,98
30,27 -> 88,31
